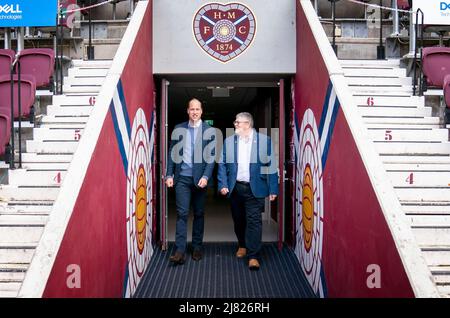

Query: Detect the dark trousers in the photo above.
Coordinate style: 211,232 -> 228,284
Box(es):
174,176 -> 207,254
230,182 -> 265,260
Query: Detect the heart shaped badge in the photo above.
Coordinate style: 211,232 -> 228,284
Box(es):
193,3 -> 256,63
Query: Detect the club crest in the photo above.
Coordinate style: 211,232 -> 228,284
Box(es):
193,2 -> 256,63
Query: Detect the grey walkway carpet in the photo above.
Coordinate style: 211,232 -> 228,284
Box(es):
134,242 -> 317,298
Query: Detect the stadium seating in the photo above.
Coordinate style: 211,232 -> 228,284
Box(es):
397,0 -> 411,10
444,74 -> 450,109
0,109 -> 11,156
0,74 -> 36,120
421,47 -> 450,88
0,49 -> 15,76
17,48 -> 54,88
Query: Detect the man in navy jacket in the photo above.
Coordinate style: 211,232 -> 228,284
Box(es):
218,112 -> 278,270
166,98 -> 216,264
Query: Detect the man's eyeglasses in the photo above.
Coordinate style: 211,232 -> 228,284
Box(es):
233,120 -> 249,125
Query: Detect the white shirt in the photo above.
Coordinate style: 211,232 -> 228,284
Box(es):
236,130 -> 253,182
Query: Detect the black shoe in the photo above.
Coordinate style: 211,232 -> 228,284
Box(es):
169,251 -> 186,265
192,249 -> 202,261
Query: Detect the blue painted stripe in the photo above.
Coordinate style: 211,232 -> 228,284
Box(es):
122,263 -> 129,298
318,81 -> 332,138
117,80 -> 131,138
320,266 -> 328,298
321,96 -> 340,169
110,100 -> 128,174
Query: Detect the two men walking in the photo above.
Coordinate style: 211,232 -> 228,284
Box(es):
166,99 -> 278,270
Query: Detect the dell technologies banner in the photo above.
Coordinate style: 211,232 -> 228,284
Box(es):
0,0 -> 57,27
413,0 -> 450,25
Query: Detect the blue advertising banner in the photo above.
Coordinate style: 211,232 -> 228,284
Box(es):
0,0 -> 57,27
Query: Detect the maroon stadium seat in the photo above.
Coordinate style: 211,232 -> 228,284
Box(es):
444,74 -> 450,109
0,49 -> 15,76
18,48 -> 54,88
422,47 -> 450,88
397,0 -> 410,10
0,74 -> 36,119
0,109 -> 11,156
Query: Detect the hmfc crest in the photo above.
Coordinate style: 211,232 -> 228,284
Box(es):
193,3 -> 256,63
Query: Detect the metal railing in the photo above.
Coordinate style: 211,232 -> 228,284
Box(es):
412,8 -> 424,96
9,54 -> 22,169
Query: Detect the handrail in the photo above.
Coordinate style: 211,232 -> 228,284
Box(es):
377,0 -> 385,59
9,54 -> 23,169
413,8 -> 424,96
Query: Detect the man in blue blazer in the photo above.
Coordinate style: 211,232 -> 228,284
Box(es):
218,112 -> 278,270
166,98 -> 216,265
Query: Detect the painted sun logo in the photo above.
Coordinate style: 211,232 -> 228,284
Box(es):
126,108 -> 155,296
294,108 -> 324,297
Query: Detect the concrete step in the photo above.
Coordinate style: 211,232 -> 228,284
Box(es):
63,86 -> 102,94
37,123 -> 86,129
0,271 -> 25,284
351,87 -> 412,95
388,171 -> 450,187
33,127 -> 84,142
0,243 -> 37,264
366,123 -> 440,129
369,129 -> 448,142
364,117 -> 440,125
52,94 -> 97,107
21,153 -> 73,163
421,246 -> 450,266
0,201 -> 53,214
358,106 -> 432,118
409,216 -> 450,227
46,105 -> 93,117
0,282 -> 21,296
0,224 -> 44,243
40,116 -> 89,124
352,95 -> 424,107
26,141 -> 78,154
71,59 -> 113,68
46,105 -> 91,118
8,169 -> 67,187
68,67 -> 109,77
21,162 -> 70,170
374,142 -> 450,155
396,187 -> 450,202
346,76 -> 412,86
385,163 -> 450,171
340,59 -> 401,67
402,202 -> 450,215
65,76 -> 105,87
343,67 -> 406,77
0,186 -> 59,201
381,155 -> 450,164
351,83 -> 412,90
413,227 -> 450,246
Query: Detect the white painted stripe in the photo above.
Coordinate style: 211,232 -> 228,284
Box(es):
234,37 -> 244,45
233,15 -> 247,25
112,90 -> 130,162
201,15 -> 216,26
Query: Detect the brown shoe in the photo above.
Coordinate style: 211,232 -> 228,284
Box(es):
236,247 -> 247,258
169,251 -> 185,265
192,249 -> 202,261
248,259 -> 260,270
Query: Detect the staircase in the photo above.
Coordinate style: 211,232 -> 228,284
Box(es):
0,59 -> 111,297
341,59 -> 450,297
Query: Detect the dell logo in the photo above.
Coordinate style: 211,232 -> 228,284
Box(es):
441,2 -> 450,10
0,4 -> 22,14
